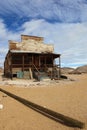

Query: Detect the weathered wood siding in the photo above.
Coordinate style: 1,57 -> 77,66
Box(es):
9,35 -> 54,53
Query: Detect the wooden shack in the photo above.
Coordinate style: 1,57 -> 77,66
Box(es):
4,35 -> 61,80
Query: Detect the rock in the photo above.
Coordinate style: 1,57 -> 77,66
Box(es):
0,104 -> 3,110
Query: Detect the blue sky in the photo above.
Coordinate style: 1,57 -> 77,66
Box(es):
0,0 -> 87,68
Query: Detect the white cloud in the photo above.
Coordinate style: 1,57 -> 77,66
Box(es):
0,0 -> 87,68
0,0 -> 87,22
0,19 -> 21,66
0,18 -> 87,67
0,19 -> 21,41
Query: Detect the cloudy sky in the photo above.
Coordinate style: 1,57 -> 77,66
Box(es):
0,0 -> 87,68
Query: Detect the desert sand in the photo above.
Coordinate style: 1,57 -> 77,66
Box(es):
0,73 -> 87,130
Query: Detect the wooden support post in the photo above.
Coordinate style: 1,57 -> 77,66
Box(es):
45,55 -> 46,71
52,55 -> 54,67
10,53 -> 13,79
29,67 -> 33,79
39,55 -> 40,69
59,56 -> 61,79
32,54 -> 33,70
22,55 -> 24,72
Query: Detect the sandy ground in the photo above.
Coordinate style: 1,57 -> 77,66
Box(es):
0,73 -> 87,130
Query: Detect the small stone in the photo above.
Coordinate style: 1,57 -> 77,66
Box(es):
0,104 -> 3,109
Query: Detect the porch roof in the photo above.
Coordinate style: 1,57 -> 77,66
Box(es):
10,50 -> 60,58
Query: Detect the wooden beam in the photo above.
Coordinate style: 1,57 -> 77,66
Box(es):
22,55 -> 24,72
32,54 -> 33,70
59,56 -> 61,79
39,55 -> 40,67
10,53 -> 13,79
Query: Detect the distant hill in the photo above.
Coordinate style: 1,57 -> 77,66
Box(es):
62,65 -> 87,74
61,67 -> 75,74
75,65 -> 87,73
69,65 -> 87,74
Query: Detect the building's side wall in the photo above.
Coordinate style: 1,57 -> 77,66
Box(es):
4,52 -> 12,77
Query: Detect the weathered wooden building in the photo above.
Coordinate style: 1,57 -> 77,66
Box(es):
4,35 -> 61,80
